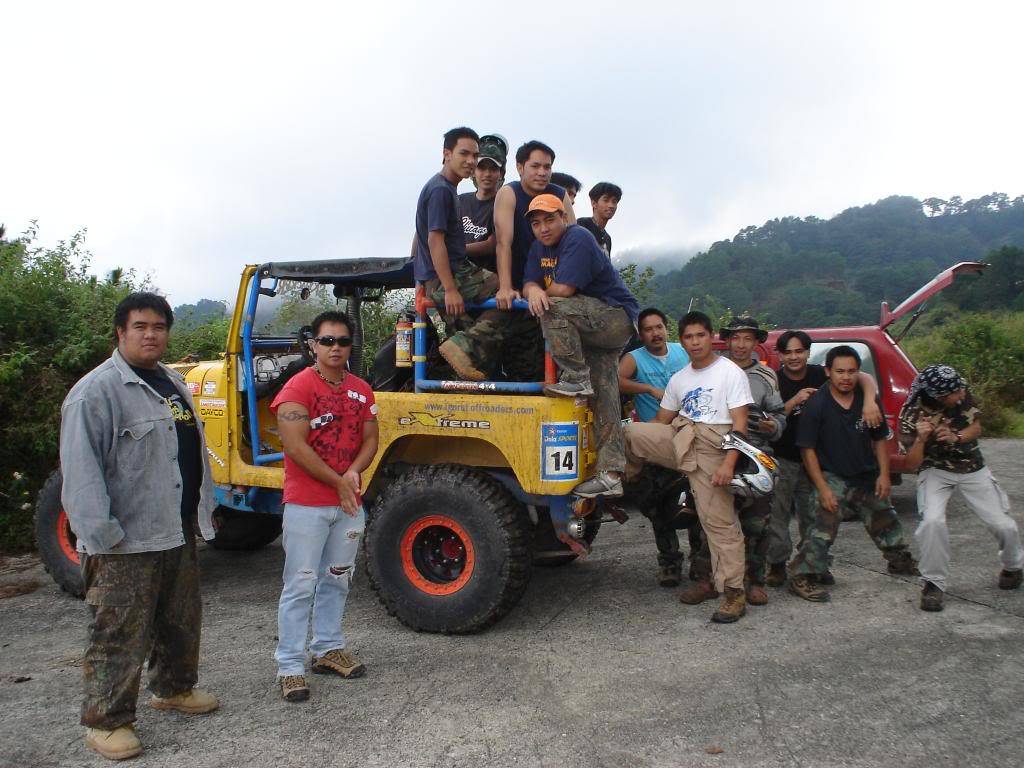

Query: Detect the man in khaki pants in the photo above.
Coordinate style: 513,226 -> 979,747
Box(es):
625,311 -> 753,622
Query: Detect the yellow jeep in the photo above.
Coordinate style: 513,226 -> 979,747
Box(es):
37,258 -> 607,632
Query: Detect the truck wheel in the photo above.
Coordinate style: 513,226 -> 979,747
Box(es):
34,469 -> 85,597
364,464 -> 531,633
208,507 -> 283,550
531,508 -> 601,567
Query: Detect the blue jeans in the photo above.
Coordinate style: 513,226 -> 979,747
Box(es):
275,504 -> 365,677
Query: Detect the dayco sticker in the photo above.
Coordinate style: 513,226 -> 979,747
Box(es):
199,397 -> 227,417
398,411 -> 491,430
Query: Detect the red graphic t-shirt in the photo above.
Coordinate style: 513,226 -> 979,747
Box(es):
270,367 -> 377,506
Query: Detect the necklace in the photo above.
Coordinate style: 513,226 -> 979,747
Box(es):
314,365 -> 346,387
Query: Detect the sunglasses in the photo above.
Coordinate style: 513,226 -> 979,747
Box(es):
315,335 -> 353,348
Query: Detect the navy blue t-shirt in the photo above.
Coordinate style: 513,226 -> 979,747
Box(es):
524,225 -> 639,322
414,173 -> 466,282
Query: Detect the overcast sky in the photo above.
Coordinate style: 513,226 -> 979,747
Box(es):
4,1 -> 1022,305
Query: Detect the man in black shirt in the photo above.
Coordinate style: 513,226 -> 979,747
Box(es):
790,345 -> 917,602
577,182 -> 621,259
459,134 -> 507,272
764,331 -> 882,588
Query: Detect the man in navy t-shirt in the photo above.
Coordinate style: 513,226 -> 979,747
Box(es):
522,194 -> 639,499
414,127 -> 514,382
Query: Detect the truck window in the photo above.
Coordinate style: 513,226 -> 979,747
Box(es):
809,342 -> 878,384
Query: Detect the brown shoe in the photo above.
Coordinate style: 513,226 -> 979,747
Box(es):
887,554 -> 920,576
678,579 -> 719,605
280,674 -> 310,702
998,569 -> 1023,590
746,582 -> 769,606
311,648 -> 366,679
85,725 -> 143,761
765,561 -> 787,588
920,582 -> 944,612
788,574 -> 830,602
710,587 -> 747,623
149,688 -> 219,714
438,339 -> 486,381
657,566 -> 682,588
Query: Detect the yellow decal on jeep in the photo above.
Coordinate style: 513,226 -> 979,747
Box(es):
398,411 -> 492,430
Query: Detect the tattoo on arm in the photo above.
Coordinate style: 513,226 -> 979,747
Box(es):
279,411 -> 310,422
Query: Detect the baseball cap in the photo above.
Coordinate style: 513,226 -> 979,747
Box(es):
526,193 -> 566,217
477,134 -> 507,169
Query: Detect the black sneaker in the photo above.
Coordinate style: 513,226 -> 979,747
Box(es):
544,380 -> 594,398
920,582 -> 944,612
998,569 -> 1023,590
657,566 -> 682,588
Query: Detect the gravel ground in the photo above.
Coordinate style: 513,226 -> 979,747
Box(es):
1,438 -> 1022,768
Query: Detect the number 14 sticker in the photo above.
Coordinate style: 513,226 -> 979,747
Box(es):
541,422 -> 580,481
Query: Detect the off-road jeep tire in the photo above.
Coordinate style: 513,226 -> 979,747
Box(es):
34,469 -> 85,598
364,464 -> 531,633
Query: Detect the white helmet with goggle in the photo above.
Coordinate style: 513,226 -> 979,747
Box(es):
721,431 -> 777,498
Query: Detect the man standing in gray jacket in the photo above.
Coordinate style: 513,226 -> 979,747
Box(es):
60,292 -> 219,761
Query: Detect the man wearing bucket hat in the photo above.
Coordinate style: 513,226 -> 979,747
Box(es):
682,317 -> 786,607
521,193 -> 638,499
898,364 -> 1023,611
459,134 -> 507,273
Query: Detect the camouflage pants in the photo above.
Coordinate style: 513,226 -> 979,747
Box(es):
652,515 -> 703,569
426,262 -> 514,376
81,541 -> 201,729
540,295 -> 633,473
765,456 -> 815,566
789,471 -> 912,576
690,495 -> 773,584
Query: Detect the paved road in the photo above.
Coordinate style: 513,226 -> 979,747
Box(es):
2,439 -> 1022,767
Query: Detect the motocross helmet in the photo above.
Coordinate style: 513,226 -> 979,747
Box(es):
720,431 -> 777,498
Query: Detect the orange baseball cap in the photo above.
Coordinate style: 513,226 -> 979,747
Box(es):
526,193 -> 565,217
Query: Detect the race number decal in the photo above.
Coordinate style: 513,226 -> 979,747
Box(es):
541,422 -> 580,481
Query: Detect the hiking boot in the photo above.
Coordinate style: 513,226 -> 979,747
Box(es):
746,581 -> 769,606
438,339 -> 486,382
85,725 -> 143,761
765,561 -> 787,588
998,569 -> 1023,590
573,472 -> 623,498
311,648 -> 366,679
544,379 -> 595,398
816,570 -> 836,586
711,587 -> 747,623
657,566 -> 682,588
887,554 -> 920,576
149,688 -> 219,715
280,675 -> 310,702
920,582 -> 944,612
788,574 -> 830,602
678,579 -> 719,605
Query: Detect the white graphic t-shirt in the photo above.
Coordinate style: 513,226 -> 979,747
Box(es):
661,356 -> 754,425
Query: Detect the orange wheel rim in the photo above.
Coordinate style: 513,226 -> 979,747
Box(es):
57,508 -> 81,566
400,515 -> 475,595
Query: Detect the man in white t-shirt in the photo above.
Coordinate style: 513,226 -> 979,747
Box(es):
624,311 -> 754,623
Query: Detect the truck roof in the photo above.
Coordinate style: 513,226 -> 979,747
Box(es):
258,257 -> 414,288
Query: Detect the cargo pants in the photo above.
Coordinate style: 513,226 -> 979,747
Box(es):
625,418 -> 745,591
690,494 -> 773,585
765,456 -> 815,566
81,539 -> 201,729
789,470 -> 913,576
540,295 -> 634,473
426,262 -> 515,377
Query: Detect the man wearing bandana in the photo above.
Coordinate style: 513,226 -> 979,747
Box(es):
899,364 -> 1023,611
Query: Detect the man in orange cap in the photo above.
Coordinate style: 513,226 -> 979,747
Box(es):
522,194 -> 639,498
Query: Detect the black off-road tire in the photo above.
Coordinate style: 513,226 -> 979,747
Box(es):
364,464 -> 532,634
531,508 -> 601,567
208,507 -> 283,551
34,469 -> 85,598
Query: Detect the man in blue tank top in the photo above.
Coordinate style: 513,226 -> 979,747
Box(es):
492,141 -> 577,381
618,308 -> 695,586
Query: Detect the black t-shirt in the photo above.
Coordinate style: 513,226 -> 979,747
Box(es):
774,364 -> 828,461
577,217 -> 612,258
796,386 -> 889,488
458,192 -> 496,271
131,365 -> 202,536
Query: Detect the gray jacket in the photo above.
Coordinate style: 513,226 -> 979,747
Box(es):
59,349 -> 216,554
741,362 -> 787,452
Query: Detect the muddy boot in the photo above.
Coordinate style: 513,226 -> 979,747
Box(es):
788,573 -> 830,602
746,581 -> 769,606
711,587 -> 747,623
438,339 -> 486,382
765,561 -> 787,588
998,569 -> 1023,590
678,579 -> 719,605
920,582 -> 944,612
887,552 -> 920,576
816,570 -> 836,586
657,565 -> 682,588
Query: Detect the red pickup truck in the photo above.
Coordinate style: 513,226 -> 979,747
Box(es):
726,262 -> 986,476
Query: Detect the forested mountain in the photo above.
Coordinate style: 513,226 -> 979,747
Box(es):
644,193 -> 1024,326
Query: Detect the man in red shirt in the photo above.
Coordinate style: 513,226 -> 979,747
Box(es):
270,311 -> 379,702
